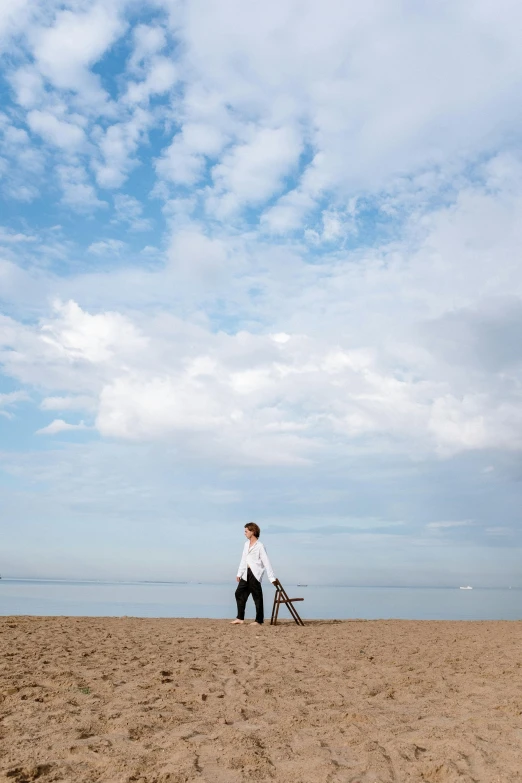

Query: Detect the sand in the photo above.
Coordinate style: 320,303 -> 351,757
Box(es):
1,616 -> 521,783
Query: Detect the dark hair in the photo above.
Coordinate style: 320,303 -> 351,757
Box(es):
245,522 -> 260,538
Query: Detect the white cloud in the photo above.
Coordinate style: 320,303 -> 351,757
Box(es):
113,194 -> 152,231
40,395 -> 96,412
271,333 -> 291,344
150,0 -> 522,230
0,120 -> 46,200
155,110 -> 232,188
0,227 -> 36,243
27,110 -> 86,150
97,375 -> 227,438
4,0 -> 522,232
3,142 -> 522,465
261,186 -> 316,233
0,0 -> 33,47
155,122 -> 227,187
305,203 -> 358,245
36,418 -> 89,435
128,24 -> 167,71
2,124 -> 28,146
206,126 -> 303,217
124,57 -> 177,105
5,144 -> 522,463
30,3 -> 125,101
88,239 -> 126,256
426,521 -> 474,529
8,66 -> 44,109
39,299 -> 148,365
3,288 -> 522,464
93,108 -> 152,189
167,228 -> 234,282
156,142 -> 205,187
0,390 -> 28,418
5,184 -> 40,202
56,165 -> 106,212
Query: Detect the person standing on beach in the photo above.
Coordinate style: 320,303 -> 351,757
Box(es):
231,522 -> 279,626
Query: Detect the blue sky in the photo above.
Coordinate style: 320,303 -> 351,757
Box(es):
1,0 -> 522,586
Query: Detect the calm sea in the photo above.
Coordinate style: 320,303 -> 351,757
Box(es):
0,579 -> 520,620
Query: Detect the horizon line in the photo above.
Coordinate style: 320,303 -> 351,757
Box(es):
1,576 -> 519,589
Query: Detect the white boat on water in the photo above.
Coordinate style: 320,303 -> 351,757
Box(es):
459,585 -> 473,590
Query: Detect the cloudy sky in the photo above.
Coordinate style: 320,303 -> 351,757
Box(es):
1,0 -> 521,586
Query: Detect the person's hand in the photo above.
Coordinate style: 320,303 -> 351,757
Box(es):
236,576 -> 240,582
272,578 -> 280,586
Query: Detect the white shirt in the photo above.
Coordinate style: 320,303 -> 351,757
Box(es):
237,540 -> 276,584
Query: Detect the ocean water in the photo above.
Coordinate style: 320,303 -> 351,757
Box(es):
0,579 -> 520,620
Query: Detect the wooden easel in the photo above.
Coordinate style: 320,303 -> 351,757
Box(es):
270,581 -> 305,626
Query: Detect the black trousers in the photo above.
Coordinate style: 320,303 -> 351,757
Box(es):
235,568 -> 264,623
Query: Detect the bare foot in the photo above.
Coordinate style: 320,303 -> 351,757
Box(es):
230,619 -> 244,624
250,622 -> 262,626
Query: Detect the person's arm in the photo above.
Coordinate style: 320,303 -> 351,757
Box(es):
236,543 -> 247,581
259,543 -> 278,584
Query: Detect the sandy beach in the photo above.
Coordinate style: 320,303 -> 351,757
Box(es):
1,617 -> 521,783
